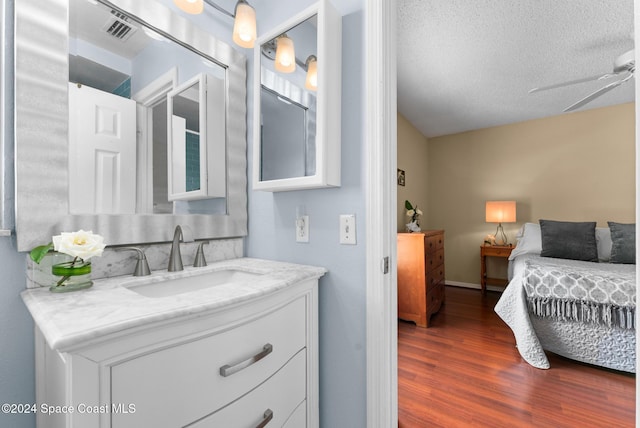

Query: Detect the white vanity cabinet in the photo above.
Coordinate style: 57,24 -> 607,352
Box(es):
33,279 -> 319,428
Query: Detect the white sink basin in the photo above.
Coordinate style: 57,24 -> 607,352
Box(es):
124,270 -> 263,298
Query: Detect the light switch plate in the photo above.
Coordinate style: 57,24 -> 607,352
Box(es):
296,215 -> 309,243
340,214 -> 356,245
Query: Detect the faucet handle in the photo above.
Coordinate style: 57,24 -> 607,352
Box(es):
116,247 -> 151,276
193,241 -> 209,268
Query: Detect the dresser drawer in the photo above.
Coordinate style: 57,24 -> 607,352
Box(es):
111,297 -> 306,428
427,264 -> 444,288
190,350 -> 306,428
427,283 -> 444,311
426,248 -> 444,269
425,233 -> 444,253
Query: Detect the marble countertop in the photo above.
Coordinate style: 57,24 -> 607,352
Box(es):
22,257 -> 326,351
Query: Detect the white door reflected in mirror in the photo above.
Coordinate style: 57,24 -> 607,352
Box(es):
68,83 -> 137,214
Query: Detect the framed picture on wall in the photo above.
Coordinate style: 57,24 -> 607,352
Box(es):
397,169 -> 405,186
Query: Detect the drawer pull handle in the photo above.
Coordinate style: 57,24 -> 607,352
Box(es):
220,343 -> 273,377
256,409 -> 274,428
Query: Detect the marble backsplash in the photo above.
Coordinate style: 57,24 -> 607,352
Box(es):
27,238 -> 244,289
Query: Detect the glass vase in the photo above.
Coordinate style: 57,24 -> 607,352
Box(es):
50,258 -> 93,293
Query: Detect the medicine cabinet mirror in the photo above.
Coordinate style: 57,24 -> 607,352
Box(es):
253,0 -> 342,192
14,0 -> 247,251
168,73 -> 226,201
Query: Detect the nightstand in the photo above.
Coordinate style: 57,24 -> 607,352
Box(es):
480,245 -> 513,295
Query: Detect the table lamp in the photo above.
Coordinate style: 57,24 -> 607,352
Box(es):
485,201 -> 516,246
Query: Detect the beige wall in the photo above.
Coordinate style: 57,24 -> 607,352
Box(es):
397,113 -> 429,231
402,103 -> 635,286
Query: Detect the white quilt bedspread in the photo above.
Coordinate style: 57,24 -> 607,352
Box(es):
494,255 -> 550,369
495,254 -> 636,372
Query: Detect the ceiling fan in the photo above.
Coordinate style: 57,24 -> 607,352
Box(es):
529,49 -> 635,112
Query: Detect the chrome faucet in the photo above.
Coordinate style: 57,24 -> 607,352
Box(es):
168,225 -> 194,272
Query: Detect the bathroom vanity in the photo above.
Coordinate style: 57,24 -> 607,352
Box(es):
22,258 -> 324,427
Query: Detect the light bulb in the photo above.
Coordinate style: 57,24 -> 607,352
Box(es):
173,0 -> 204,14
305,55 -> 318,91
232,1 -> 257,48
275,34 -> 296,73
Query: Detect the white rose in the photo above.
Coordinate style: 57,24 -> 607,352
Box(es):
53,230 -> 106,261
416,208 -> 423,216
406,209 -> 415,217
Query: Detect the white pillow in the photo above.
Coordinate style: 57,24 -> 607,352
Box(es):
509,222 -> 541,260
595,227 -> 612,262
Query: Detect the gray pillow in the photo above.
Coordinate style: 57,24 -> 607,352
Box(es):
539,219 -> 598,262
608,222 -> 635,264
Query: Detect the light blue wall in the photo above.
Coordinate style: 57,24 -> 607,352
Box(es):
1,0 -> 35,426
245,7 -> 368,428
0,236 -> 34,428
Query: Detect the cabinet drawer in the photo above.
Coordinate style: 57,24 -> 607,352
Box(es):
426,248 -> 444,269
111,297 -> 306,428
283,400 -> 307,428
427,264 -> 444,288
425,234 -> 444,253
190,350 -> 306,427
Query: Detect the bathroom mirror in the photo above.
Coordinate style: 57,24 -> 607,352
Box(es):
167,73 -> 226,201
14,0 -> 247,251
252,0 -> 342,192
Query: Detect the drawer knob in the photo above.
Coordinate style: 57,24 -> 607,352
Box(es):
256,409 -> 274,428
219,343 -> 273,377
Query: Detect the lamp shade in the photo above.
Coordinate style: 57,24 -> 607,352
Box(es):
305,55 -> 318,91
275,34 -> 296,73
173,0 -> 204,14
485,201 -> 516,223
232,0 -> 256,48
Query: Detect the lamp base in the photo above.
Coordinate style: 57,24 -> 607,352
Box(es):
493,223 -> 509,246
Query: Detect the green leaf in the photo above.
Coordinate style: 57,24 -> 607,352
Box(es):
404,200 -> 413,210
29,243 -> 54,264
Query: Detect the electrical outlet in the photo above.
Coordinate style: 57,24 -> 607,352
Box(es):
340,214 -> 356,245
296,215 -> 309,243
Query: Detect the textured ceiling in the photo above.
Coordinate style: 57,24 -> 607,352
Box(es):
397,0 -> 635,138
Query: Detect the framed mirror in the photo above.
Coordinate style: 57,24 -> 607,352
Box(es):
167,73 -> 226,202
252,0 -> 342,192
14,0 -> 247,251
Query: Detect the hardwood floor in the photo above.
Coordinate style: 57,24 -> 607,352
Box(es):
398,286 -> 636,428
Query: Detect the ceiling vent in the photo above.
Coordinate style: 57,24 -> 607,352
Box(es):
102,10 -> 137,41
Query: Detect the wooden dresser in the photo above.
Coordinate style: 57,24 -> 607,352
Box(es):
397,230 -> 445,327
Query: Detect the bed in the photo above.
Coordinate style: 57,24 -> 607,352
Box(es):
494,220 -> 636,373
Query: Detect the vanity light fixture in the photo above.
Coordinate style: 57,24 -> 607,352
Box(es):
232,0 -> 257,48
173,0 -> 204,14
305,55 -> 318,91
261,38 -> 317,90
275,34 -> 296,73
173,0 -> 257,48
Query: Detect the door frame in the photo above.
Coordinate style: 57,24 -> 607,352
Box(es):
365,0 -> 398,426
132,67 -> 177,213
366,1 -> 640,426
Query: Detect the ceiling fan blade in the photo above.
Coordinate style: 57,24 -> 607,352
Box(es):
563,72 -> 634,112
529,73 -> 617,94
